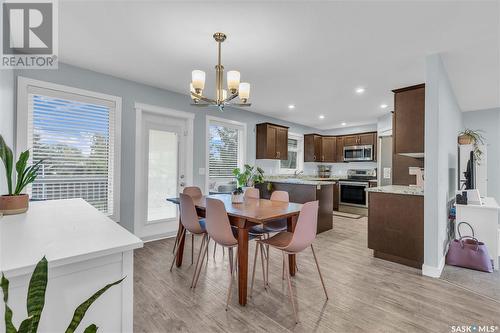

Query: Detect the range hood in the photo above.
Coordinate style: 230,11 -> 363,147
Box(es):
398,152 -> 424,158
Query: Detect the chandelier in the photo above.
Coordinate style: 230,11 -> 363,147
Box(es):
190,32 -> 251,111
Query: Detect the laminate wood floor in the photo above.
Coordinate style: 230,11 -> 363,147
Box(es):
134,216 -> 500,333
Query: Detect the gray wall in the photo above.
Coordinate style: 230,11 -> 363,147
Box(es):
463,108 -> 500,204
424,54 -> 463,275
0,69 -> 14,195
13,63 -> 319,232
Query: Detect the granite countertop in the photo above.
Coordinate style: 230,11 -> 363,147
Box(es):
365,185 -> 424,196
264,176 -> 338,186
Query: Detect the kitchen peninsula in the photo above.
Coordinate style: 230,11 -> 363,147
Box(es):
257,177 -> 335,233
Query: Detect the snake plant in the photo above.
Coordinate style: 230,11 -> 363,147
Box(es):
1,257 -> 124,333
0,135 -> 43,195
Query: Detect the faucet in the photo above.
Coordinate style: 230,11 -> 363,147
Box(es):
294,170 -> 304,177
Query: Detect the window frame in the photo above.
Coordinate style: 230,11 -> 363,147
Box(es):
16,76 -> 122,222
280,132 -> 304,174
205,116 -> 246,193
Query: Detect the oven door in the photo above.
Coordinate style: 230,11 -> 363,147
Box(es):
339,181 -> 369,207
343,145 -> 373,161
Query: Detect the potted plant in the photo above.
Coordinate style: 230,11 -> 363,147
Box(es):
231,187 -> 244,204
232,164 -> 264,190
458,129 -> 485,162
0,135 -> 43,215
1,256 -> 123,333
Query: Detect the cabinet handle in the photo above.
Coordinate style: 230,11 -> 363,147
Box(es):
313,155 -> 316,161
277,151 -> 280,158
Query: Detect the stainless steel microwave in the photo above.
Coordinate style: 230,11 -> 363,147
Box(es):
343,145 -> 374,162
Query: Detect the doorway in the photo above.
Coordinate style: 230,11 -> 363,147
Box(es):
134,104 -> 194,240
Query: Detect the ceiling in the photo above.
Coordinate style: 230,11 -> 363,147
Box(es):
59,1 -> 499,130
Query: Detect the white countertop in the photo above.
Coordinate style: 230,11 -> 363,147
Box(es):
365,185 -> 424,196
455,197 -> 500,210
0,199 -> 143,277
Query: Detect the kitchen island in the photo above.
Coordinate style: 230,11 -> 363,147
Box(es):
0,199 -> 143,332
256,177 -> 334,233
366,185 -> 424,268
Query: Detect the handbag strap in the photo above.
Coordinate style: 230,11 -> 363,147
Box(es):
457,221 -> 475,239
458,236 -> 480,251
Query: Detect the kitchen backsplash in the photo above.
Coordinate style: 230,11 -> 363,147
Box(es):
255,159 -> 377,176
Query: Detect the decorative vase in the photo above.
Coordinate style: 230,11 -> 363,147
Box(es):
231,193 -> 244,204
458,135 -> 473,145
0,194 -> 29,215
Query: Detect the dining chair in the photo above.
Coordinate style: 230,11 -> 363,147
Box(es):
170,193 -> 209,289
244,187 -> 260,199
256,200 -> 328,324
172,187 -> 204,263
194,198 -> 265,310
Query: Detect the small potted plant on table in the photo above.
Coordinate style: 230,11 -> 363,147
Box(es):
0,135 -> 43,215
231,187 -> 245,204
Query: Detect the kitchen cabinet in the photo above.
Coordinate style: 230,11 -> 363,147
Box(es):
256,122 -> 289,160
321,136 -> 336,162
392,84 -> 425,154
333,182 -> 340,211
336,137 -> 344,162
304,134 -> 323,162
343,133 -> 376,146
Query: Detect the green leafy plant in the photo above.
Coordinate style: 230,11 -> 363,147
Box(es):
232,164 -> 264,187
232,187 -> 244,195
0,135 -> 43,196
458,129 -> 485,163
1,256 -> 124,333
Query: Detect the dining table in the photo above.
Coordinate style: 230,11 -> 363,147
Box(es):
166,193 -> 303,306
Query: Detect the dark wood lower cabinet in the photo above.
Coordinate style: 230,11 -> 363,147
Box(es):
256,182 -> 333,233
333,182 -> 340,211
367,192 -> 424,268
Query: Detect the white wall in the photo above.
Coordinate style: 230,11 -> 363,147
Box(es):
0,69 -> 15,195
423,54 -> 463,277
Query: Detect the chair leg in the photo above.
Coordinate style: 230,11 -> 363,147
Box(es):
170,228 -> 186,272
226,247 -> 236,311
283,252 -> 298,324
193,237 -> 210,288
190,234 -> 206,288
213,243 -> 217,259
310,244 -> 329,300
250,241 -> 259,297
282,256 -> 285,280
191,234 -> 194,265
259,243 -> 267,290
266,244 -> 270,286
172,231 -> 179,254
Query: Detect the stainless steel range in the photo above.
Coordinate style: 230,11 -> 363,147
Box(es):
339,169 -> 377,208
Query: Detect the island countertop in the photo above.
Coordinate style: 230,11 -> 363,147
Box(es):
0,198 -> 143,277
263,176 -> 338,186
366,185 -> 424,196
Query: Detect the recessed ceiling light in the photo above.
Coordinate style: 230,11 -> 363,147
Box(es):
341,122 -> 347,126
380,104 -> 388,109
288,104 -> 295,109
355,87 -> 365,94
319,115 -> 325,119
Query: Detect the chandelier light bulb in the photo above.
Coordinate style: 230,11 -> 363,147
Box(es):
191,70 -> 206,90
227,71 -> 240,93
239,82 -> 250,101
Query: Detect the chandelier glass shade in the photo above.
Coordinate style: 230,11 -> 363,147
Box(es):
189,32 -> 251,111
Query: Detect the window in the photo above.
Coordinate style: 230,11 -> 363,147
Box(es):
280,133 -> 303,173
206,117 -> 245,192
17,78 -> 121,220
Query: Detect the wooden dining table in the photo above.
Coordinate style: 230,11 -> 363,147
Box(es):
166,193 -> 303,306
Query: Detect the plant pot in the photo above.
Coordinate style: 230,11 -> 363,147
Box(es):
231,193 -> 244,204
0,194 -> 29,215
458,135 -> 474,145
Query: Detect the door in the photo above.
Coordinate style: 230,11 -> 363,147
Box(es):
276,127 -> 288,160
336,137 -> 344,162
359,133 -> 375,145
343,135 -> 358,146
138,112 -> 187,239
321,136 -> 336,162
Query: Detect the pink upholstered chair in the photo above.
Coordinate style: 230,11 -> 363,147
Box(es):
244,187 -> 260,199
170,193 -> 208,288
257,201 -> 328,323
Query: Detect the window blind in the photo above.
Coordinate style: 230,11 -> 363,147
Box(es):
27,86 -> 116,215
208,122 -> 241,178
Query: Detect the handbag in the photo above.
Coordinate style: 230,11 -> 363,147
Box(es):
445,222 -> 493,273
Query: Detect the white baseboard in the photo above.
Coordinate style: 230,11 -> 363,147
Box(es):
422,256 -> 445,278
141,231 -> 178,243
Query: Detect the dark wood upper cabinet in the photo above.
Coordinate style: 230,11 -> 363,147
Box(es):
304,134 -> 322,162
392,84 -> 425,154
343,135 -> 359,146
256,123 -> 289,160
343,133 -> 376,146
321,136 -> 336,163
336,136 -> 344,162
